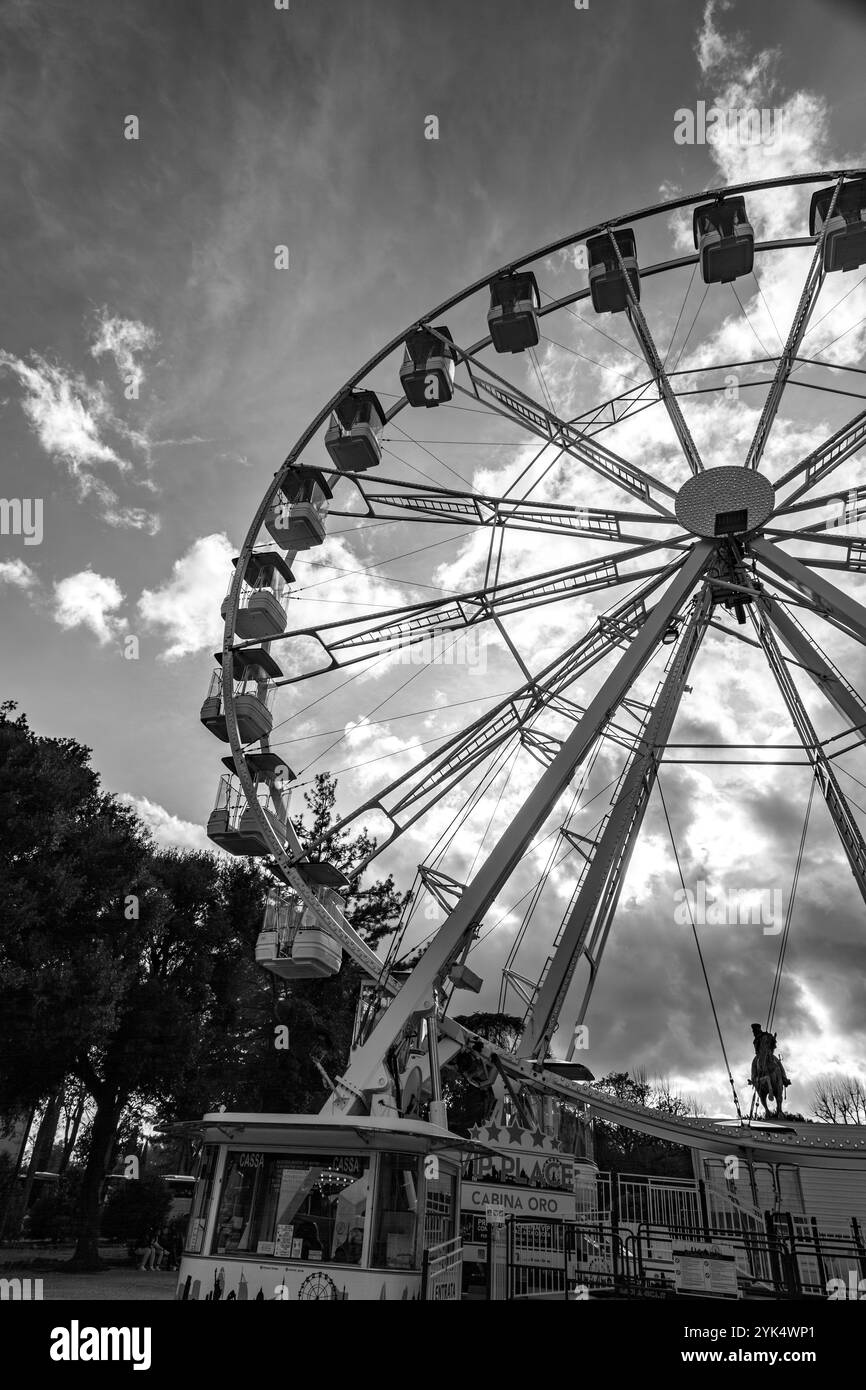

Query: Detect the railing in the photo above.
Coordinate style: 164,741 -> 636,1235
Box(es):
501,1212 -> 866,1299
421,1236 -> 463,1302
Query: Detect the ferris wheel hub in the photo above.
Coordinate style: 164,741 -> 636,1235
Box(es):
675,465 -> 774,540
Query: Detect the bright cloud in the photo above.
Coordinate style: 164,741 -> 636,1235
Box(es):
0,558 -> 38,590
137,532 -> 235,661
52,569 -> 128,645
118,792 -> 214,852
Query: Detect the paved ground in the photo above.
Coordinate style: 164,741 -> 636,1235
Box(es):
0,1245 -> 178,1300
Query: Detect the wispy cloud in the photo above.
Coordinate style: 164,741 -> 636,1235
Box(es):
90,308 -> 157,396
0,348 -> 161,533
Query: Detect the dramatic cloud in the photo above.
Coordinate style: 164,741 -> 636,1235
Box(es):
137,533 -> 235,660
52,569 -> 128,645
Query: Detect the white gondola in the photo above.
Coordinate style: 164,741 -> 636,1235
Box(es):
399,325 -> 456,407
221,548 -> 294,640
256,863 -> 348,979
810,176 -> 866,273
693,195 -> 754,284
208,754 -> 293,857
487,271 -> 540,353
587,228 -> 640,313
324,391 -> 385,472
199,647 -> 282,744
265,469 -> 332,550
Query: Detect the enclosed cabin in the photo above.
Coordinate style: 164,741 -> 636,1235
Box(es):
810,176 -> 866,273
265,469 -> 332,551
693,195 -> 754,284
325,391 -> 385,473
587,229 -> 640,314
208,753 -> 293,856
221,548 -> 294,641
399,324 -> 457,407
487,270 -> 541,354
255,862 -> 349,979
199,647 -> 282,745
175,1114 -> 477,1302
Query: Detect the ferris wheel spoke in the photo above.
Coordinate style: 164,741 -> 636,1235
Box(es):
606,232 -> 706,478
255,541 -> 688,683
318,561 -> 693,867
326,542 -> 714,1104
756,593 -> 866,738
770,406 -> 866,507
750,537 -> 866,645
519,586 -> 714,1058
326,471 -> 674,544
744,180 -> 845,472
750,608 -> 866,909
440,344 -> 677,514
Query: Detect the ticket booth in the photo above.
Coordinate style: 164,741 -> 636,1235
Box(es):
175,1114 -> 476,1301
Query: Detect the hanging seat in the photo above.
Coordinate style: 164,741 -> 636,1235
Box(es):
693,195 -> 754,284
221,548 -> 294,639
324,390 -> 385,472
810,176 -> 866,273
487,270 -> 541,353
199,647 -> 282,744
400,324 -> 456,407
264,469 -> 332,550
587,229 -> 640,313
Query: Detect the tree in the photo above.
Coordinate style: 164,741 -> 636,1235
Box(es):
0,705 -> 268,1265
591,1071 -> 698,1177
813,1073 -> 866,1124
155,773 -> 407,1125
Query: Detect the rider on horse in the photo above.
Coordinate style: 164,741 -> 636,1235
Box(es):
750,1023 -> 790,1115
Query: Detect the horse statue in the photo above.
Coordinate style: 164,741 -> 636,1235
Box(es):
749,1023 -> 790,1118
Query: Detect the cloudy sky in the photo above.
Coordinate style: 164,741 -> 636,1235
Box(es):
2,0 -> 866,1117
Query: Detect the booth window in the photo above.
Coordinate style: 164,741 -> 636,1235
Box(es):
185,1145 -> 218,1254
371,1154 -> 420,1269
423,1169 -> 456,1249
211,1151 -> 370,1262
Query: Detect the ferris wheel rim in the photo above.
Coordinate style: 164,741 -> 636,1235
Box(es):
216,166 -> 866,1002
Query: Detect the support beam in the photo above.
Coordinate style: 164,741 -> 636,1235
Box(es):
750,610 -> 866,908
322,541 -> 713,1114
759,594 -> 866,735
613,233 -> 706,477
745,180 -> 841,471
750,538 -> 866,646
518,587 -> 713,1059
771,406 -> 866,506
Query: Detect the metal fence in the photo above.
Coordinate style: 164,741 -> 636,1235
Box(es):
499,1212 -> 866,1300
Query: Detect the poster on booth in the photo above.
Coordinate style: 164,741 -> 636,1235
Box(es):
672,1244 -> 740,1298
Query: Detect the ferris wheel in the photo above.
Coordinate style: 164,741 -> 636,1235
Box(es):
201,167 -> 866,1118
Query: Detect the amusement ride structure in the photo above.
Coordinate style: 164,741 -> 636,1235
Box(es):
182,169 -> 866,1300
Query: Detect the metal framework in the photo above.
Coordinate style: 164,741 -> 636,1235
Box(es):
211,169 -> 866,1131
